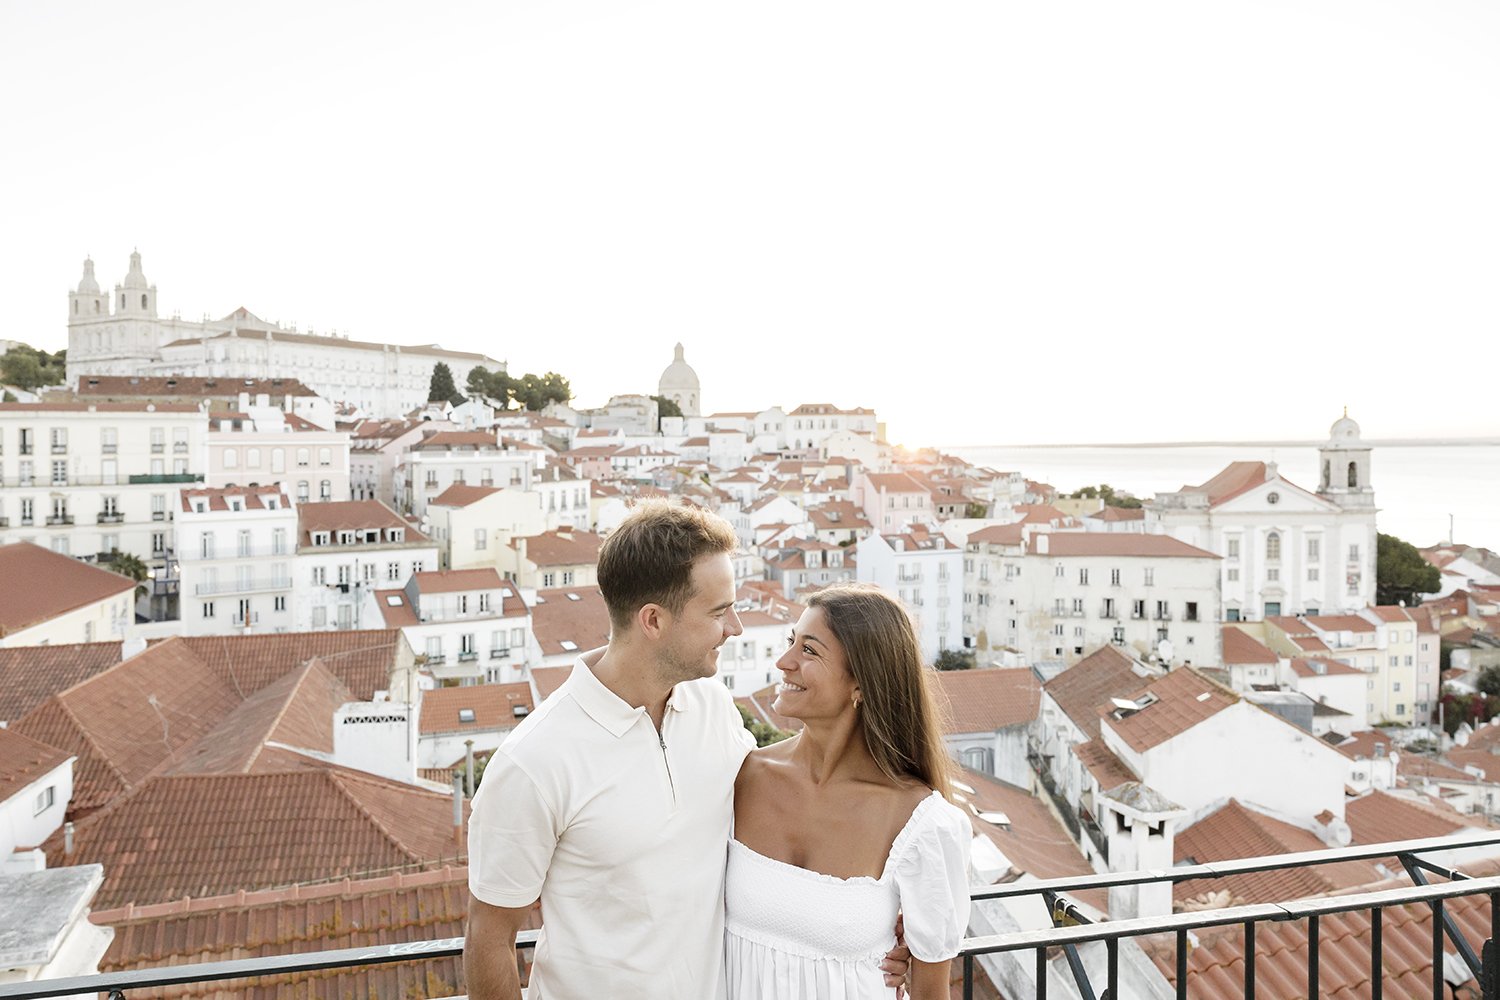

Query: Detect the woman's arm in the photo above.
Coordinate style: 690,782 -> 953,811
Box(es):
907,957 -> 952,1000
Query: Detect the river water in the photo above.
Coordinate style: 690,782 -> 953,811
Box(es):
949,442 -> 1500,551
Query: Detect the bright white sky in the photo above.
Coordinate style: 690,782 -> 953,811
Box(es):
3,1 -> 1497,447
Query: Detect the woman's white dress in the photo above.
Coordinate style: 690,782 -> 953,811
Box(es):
724,790 -> 971,999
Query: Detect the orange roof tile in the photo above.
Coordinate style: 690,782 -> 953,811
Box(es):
513,528 -> 603,568
1102,668 -> 1237,753
420,683 -> 534,735
1345,789 -> 1480,845
1221,627 -> 1279,665
45,768 -> 469,909
1031,534 -> 1219,559
1290,657 -> 1363,678
530,665 -> 574,702
1042,646 -> 1152,740
932,668 -> 1040,734
297,500 -> 431,545
0,641 -> 122,723
1073,739 -> 1136,791
0,727 -> 72,804
531,587 -> 611,658
0,543 -> 136,637
413,567 -> 503,595
1189,461 -> 1269,505
967,523 -> 1025,546
429,482 -> 503,507
1305,614 -> 1380,633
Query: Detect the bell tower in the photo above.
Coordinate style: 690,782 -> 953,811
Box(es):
1317,409 -> 1374,510
114,249 -> 158,318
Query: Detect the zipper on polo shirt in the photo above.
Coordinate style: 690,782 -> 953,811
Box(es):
658,730 -> 676,804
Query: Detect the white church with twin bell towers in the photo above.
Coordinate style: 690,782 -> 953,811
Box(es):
65,251 -> 505,419
1147,412 -> 1379,620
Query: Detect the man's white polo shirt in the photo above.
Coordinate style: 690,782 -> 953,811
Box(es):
469,654 -> 754,1000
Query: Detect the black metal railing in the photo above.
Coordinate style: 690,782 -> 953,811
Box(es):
3,833 -> 1499,999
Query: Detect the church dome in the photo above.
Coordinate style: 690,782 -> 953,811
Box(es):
119,249 -> 149,289
657,343 -> 701,417
1328,410 -> 1361,443
659,343 -> 699,391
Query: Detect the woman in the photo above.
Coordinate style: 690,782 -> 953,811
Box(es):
726,585 -> 971,999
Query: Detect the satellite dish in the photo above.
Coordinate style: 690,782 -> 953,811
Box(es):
1157,638 -> 1175,664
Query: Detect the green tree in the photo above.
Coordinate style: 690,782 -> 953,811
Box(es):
1478,666 -> 1500,699
428,363 -> 464,406
1,390 -> 15,402
1063,483 -> 1141,509
652,395 -> 683,430
933,648 -> 976,671
466,365 -> 517,409
104,550 -> 151,600
964,501 -> 988,519
738,704 -> 793,746
0,344 -> 66,390
1376,532 -> 1441,606
510,371 -> 572,411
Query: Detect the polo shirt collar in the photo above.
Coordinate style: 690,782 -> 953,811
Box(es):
566,654 -> 693,738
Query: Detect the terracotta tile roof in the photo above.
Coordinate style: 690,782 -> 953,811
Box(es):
955,768 -> 1106,912
45,768 -> 469,909
372,589 -> 418,627
1221,627 -> 1279,665
73,375 -> 319,398
862,472 -> 929,493
1073,739 -> 1136,791
1173,800 -> 1380,907
736,683 -> 804,735
1087,505 -> 1147,522
1042,646 -> 1152,740
297,500 -> 430,546
1293,635 -> 1331,652
1188,461 -> 1269,505
1345,789 -> 1480,845
967,523 -> 1024,546
176,629 -> 404,701
530,665 -> 574,702
1290,657 -> 1363,678
91,867 -> 533,1000
1447,749 -> 1500,783
512,528 -> 603,568
1370,605 -> 1414,623
1329,730 -> 1396,761
163,659 -> 352,776
429,482 -> 502,507
932,668 -> 1040,734
1305,614 -> 1379,633
1102,668 -> 1238,753
1156,867 -> 1499,1000
531,587 -> 611,658
165,326 -> 496,362
0,641 -> 122,723
419,683 -> 534,735
0,727 -> 72,804
413,567 -> 503,595
179,485 -> 291,512
12,638 -> 242,815
1030,534 -> 1219,559
1397,751 -> 1477,784
0,543 -> 137,638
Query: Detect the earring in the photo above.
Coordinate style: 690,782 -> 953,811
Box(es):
852,693 -> 861,707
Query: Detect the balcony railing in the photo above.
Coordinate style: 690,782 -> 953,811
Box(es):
458,650 -> 479,662
5,835 -> 1500,1000
97,512 -> 125,524
194,578 -> 291,597
44,514 -> 74,526
129,473 -> 203,485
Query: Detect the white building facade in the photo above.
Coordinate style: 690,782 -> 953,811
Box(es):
855,532 -> 964,661
175,486 -> 297,635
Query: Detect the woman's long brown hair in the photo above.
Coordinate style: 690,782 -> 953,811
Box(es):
806,584 -> 955,801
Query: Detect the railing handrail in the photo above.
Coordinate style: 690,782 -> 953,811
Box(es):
973,828 -> 1500,900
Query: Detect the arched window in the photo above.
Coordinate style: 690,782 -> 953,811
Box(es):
1322,460 -> 1330,490
73,301 -> 78,315
140,293 -> 148,309
1266,531 -> 1281,562
120,293 -> 126,309
1347,462 -> 1358,488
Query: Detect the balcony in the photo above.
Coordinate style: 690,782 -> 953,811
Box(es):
129,473 -> 202,485
101,443 -> 117,454
50,444 -> 66,455
151,510 -> 167,521
7,834 -> 1498,1000
174,441 -> 189,453
231,612 -> 261,627
426,654 -> 446,666
151,443 -> 164,453
97,512 -> 125,524
490,647 -> 511,660
194,578 -> 291,597
44,515 -> 75,526
458,650 -> 479,662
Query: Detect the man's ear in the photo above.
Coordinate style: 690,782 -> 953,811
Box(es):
637,602 -> 668,640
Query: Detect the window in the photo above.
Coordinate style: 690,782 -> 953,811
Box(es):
543,572 -> 556,587
19,427 -> 33,455
387,561 -> 401,581
312,607 -> 327,628
101,458 -> 117,485
475,529 -> 487,550
51,460 -> 67,486
1156,600 -> 1170,620
458,594 -> 469,614
223,447 -> 239,470
1071,598 -> 1084,615
101,427 -> 117,453
1131,599 -> 1146,619
50,427 -> 67,452
312,566 -> 327,585
318,447 -> 332,467
1307,537 -> 1320,560
272,448 -> 286,474
173,458 -> 188,475
1226,608 -> 1241,622
1112,626 -> 1125,644
1308,568 -> 1320,582
1227,568 -> 1240,582
18,460 -> 33,486
1103,598 -> 1116,618
151,531 -> 166,555
320,480 -> 332,500
1055,565 -> 1065,578
297,481 -> 310,502
237,530 -> 251,557
1266,531 -> 1281,562
1267,568 -> 1280,581
1348,544 -> 1361,563
1078,568 -> 1089,586
1226,538 -> 1240,559
202,601 -> 216,618
297,448 -> 310,468
563,570 -> 575,586
479,592 -> 491,613
1143,568 -> 1154,586
337,564 -> 352,585
274,595 -> 286,612
200,533 -> 215,559
33,785 -> 55,815
246,447 -> 261,468
1110,568 -> 1121,586
1185,601 -> 1198,622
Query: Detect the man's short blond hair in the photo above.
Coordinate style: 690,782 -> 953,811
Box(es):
597,499 -> 739,631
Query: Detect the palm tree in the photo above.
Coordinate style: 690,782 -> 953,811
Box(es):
105,550 -> 151,600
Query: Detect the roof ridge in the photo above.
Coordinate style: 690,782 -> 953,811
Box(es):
49,691 -> 133,792
325,769 -> 435,861
235,658 -> 325,773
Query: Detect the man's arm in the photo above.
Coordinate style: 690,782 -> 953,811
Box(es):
464,893 -> 535,1000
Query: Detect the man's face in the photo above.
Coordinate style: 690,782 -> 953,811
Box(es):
658,552 -> 742,684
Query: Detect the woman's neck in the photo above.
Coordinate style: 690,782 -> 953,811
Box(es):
791,716 -> 878,786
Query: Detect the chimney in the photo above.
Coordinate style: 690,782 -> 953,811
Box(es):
1035,533 -> 1049,555
64,821 -> 75,857
465,739 -> 476,797
452,773 -> 465,848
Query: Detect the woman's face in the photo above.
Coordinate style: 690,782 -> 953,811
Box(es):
773,606 -> 858,721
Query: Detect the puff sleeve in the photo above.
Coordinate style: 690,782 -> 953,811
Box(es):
892,796 -> 973,962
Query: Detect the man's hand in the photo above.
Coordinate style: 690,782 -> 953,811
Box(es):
464,892 -> 534,1000
880,913 -> 911,995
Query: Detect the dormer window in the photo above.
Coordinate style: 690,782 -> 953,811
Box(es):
311,531 -> 331,546
338,530 -> 356,545
388,528 -> 404,543
194,501 -> 207,513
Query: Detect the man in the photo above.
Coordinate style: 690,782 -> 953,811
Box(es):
465,500 -> 908,998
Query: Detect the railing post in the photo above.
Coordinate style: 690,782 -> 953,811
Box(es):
1486,891 -> 1500,1000
962,953 -> 973,1000
1176,927 -> 1187,1000
1434,899 -> 1445,999
1244,921 -> 1255,998
1371,907 -> 1382,1000
1400,851 -> 1483,979
1308,915 -> 1319,997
